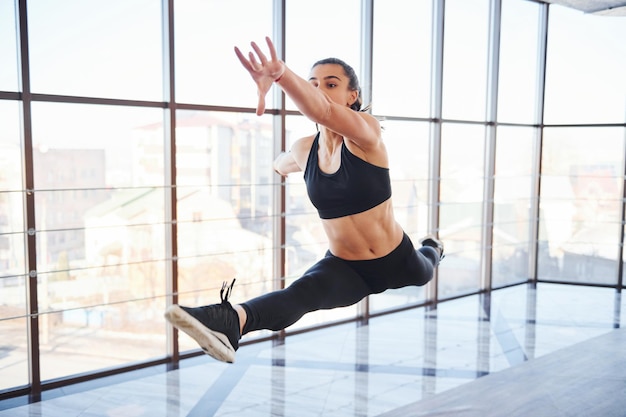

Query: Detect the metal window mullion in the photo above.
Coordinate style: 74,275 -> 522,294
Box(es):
481,0 -> 501,291
358,0 -> 374,322
360,0 -> 374,112
272,0 -> 287,344
162,0 -> 179,362
529,2 -> 549,282
17,0 -> 41,397
617,112 -> 626,292
427,0 -> 445,304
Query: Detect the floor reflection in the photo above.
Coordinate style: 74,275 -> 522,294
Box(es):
0,283 -> 623,417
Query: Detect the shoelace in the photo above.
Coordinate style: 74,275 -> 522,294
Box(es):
220,279 -> 236,304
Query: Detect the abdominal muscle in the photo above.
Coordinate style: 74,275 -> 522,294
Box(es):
321,199 -> 404,260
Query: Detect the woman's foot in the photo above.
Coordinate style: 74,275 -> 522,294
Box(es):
164,280 -> 240,363
420,235 -> 445,263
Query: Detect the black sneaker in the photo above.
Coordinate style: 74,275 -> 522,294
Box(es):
420,235 -> 445,264
165,279 -> 241,363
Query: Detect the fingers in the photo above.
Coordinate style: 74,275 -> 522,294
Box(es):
265,36 -> 278,62
250,41 -> 268,65
234,46 -> 254,71
235,37 -> 278,67
234,44 -> 264,72
248,52 -> 261,71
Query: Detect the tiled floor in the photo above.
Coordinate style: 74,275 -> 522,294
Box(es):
1,283 -> 624,417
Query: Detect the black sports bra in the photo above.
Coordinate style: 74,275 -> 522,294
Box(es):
303,133 -> 392,219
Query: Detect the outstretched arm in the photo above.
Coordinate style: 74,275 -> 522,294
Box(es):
235,37 -> 380,151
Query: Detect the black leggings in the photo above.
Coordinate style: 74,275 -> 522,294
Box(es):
241,233 -> 438,334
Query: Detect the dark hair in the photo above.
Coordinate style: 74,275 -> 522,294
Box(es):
312,57 -> 363,112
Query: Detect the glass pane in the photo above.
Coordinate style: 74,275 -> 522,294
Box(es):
544,6 -> 626,124
372,0 -> 431,118
284,114 -> 323,261
285,0 -> 361,112
175,0 -> 273,107
0,101 -> 26,276
284,114 -> 323,295
492,126 -> 536,287
0,100 -> 28,390
31,103 -> 163,187
442,0 -> 489,121
439,123 -> 485,298
29,102 -> 168,379
497,0 -> 541,124
0,100 -> 25,276
539,127 -> 624,285
370,121 -> 430,312
176,110 -> 276,347
0,0 -> 19,91
0,316 -> 28,391
39,297 -> 167,381
282,116 -> 358,329
28,0 -> 163,100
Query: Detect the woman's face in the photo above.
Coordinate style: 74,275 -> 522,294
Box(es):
308,64 -> 357,108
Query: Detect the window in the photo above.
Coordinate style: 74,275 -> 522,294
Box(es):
544,6 -> 626,124
0,101 -> 27,391
492,126 -> 536,287
370,120 -> 431,311
2,0 -> 626,400
0,0 -> 18,92
442,0 -> 490,121
498,0 -> 541,124
285,0 -> 361,112
372,0 -> 432,118
28,0 -> 163,100
30,102 -> 167,379
539,127 -> 624,285
439,123 -> 485,298
174,0 -> 273,107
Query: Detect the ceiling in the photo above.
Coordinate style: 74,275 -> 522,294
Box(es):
539,0 -> 626,15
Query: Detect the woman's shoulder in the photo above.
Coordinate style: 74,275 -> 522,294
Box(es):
291,133 -> 318,153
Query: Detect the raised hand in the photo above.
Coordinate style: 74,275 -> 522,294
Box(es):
234,36 -> 285,116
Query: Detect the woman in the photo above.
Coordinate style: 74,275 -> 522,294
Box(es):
165,37 -> 444,363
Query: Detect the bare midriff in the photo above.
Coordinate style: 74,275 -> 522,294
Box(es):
321,198 -> 404,260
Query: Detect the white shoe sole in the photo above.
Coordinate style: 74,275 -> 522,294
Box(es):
164,305 -> 236,363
